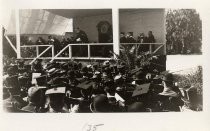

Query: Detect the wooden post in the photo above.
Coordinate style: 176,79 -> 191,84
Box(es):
163,9 -> 166,55
69,45 -> 72,59
112,9 -> 120,57
15,9 -> 21,58
88,44 -> 90,59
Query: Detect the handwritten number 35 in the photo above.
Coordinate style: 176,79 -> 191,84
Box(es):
87,125 -> 97,131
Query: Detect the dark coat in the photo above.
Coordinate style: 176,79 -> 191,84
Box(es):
75,30 -> 89,43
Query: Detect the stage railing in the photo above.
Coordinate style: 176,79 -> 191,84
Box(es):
120,43 -> 165,54
20,43 -> 165,64
20,45 -> 54,59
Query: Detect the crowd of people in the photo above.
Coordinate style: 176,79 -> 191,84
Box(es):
21,27 -> 89,46
16,29 -> 157,58
120,31 -> 155,44
120,31 -> 156,52
3,55 -> 200,113
18,27 -> 90,57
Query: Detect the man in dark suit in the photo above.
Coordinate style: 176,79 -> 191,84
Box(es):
125,32 -> 136,43
120,32 -> 127,43
146,31 -> 155,43
146,31 -> 156,52
3,67 -> 27,112
75,27 -> 89,43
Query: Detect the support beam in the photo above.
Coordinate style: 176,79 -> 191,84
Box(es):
50,44 -> 70,62
163,9 -> 166,55
30,46 -> 52,65
152,44 -> 164,54
15,9 -> 21,58
4,34 -> 17,53
112,9 -> 120,57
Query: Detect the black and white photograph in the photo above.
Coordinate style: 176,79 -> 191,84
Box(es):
1,8 -> 203,113
0,0 -> 209,131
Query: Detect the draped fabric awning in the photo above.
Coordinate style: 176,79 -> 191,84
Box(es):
4,9 -> 73,35
3,9 -> 112,35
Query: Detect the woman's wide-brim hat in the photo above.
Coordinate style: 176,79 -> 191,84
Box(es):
159,88 -> 178,97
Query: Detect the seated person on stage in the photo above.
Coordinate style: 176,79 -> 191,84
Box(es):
137,33 -> 149,52
120,32 -> 127,43
74,27 -> 89,43
47,35 -> 55,45
137,33 -> 147,43
125,32 -> 136,43
36,37 -> 46,45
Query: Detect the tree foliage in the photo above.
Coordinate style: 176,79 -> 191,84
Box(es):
166,9 -> 202,54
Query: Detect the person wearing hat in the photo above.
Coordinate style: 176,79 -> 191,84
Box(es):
180,86 -> 201,111
91,71 -> 104,96
90,94 -> 111,112
103,78 -> 115,96
7,65 -> 18,76
120,32 -> 126,43
17,59 -> 25,73
127,102 -> 146,112
158,73 -> 183,111
114,75 -> 124,94
3,74 -> 27,112
32,59 -> 43,73
117,64 -> 126,76
67,70 -> 79,86
92,63 -> 99,73
125,32 -> 136,43
101,66 -> 113,81
18,72 -> 31,97
35,75 -> 47,87
81,66 -> 93,79
45,87 -> 69,113
47,77 -> 69,89
137,33 -> 149,52
103,78 -> 124,112
21,86 -> 46,113
132,69 -> 147,85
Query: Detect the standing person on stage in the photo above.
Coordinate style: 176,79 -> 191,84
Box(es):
75,27 -> 89,43
146,31 -> 156,52
74,27 -> 89,56
146,31 -> 155,43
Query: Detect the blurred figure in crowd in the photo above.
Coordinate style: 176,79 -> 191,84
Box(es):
36,36 -> 46,45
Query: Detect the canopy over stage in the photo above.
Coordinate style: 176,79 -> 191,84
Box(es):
3,9 -> 166,62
